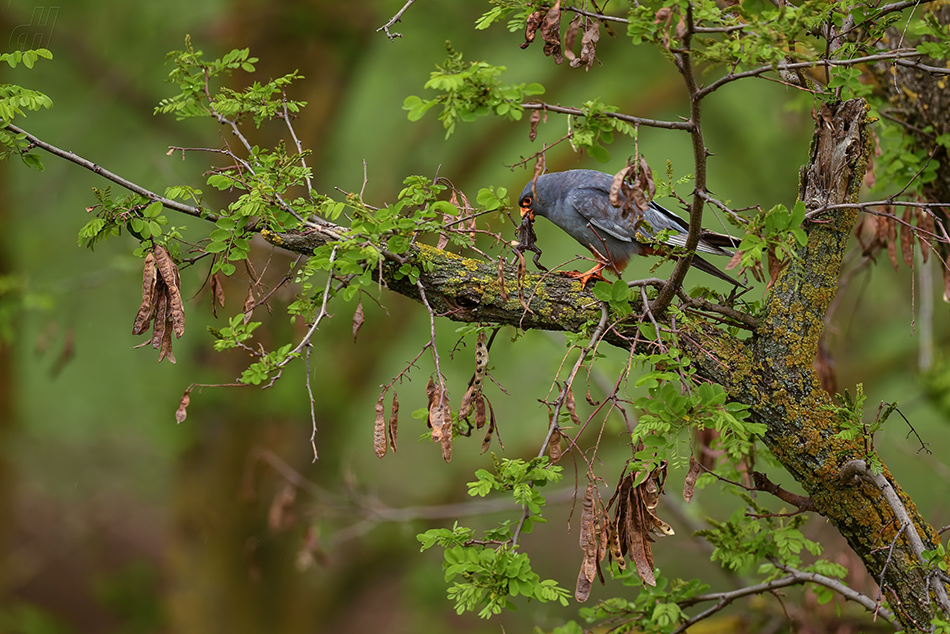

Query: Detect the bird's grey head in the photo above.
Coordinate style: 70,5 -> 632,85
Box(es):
519,172 -> 564,220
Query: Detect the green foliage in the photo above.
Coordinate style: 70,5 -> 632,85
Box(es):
0,49 -> 53,169
922,542 -> 948,574
698,507 -> 821,572
630,349 -> 761,474
417,535 -> 570,618
593,279 -> 635,318
0,48 -> 53,69
418,457 -> 568,618
403,42 -> 544,138
209,315 -> 262,351
154,37 -> 299,124
567,99 -> 642,163
576,573 -> 706,634
240,344 -> 297,386
826,384 -> 891,474
735,201 -> 807,270
77,188 -> 177,251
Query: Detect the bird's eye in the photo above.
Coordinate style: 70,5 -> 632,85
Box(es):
520,195 -> 532,206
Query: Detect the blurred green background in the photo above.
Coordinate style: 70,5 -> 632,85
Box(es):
1,1 -> 948,633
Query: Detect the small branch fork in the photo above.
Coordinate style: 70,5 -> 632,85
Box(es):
839,459 -> 950,617
376,0 -> 419,40
671,562 -> 897,634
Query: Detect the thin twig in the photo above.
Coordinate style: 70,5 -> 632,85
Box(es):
281,93 -> 313,199
376,0 -> 419,40
521,102 -> 692,131
8,123 -> 214,221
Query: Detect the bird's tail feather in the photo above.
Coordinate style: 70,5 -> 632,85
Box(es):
689,254 -> 746,287
701,230 -> 742,249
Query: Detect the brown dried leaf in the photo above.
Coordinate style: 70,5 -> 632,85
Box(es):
539,0 -> 564,64
158,310 -> 176,364
352,301 -> 365,342
521,9 -> 545,49
563,14 -> 581,63
885,214 -> 898,270
175,388 -> 191,424
564,385 -> 581,426
766,247 -> 785,292
674,13 -> 686,40
211,272 -> 226,309
268,485 -> 296,532
426,377 -> 443,441
154,245 -> 185,338
132,252 -> 157,335
528,108 -> 541,142
578,20 -> 600,71
609,165 -> 634,209
683,455 -> 700,503
388,391 -> 399,452
549,428 -> 562,462
918,209 -> 935,263
724,249 -> 743,271
627,156 -> 655,213
875,207 -> 891,245
901,206 -> 914,268
243,286 -> 256,325
374,391 -> 387,458
653,7 -> 672,24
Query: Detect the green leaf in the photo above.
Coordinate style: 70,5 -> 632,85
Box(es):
141,201 -> 162,218
587,143 -> 610,163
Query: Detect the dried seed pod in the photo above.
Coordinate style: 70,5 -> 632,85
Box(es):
154,246 -> 185,338
683,455 -> 700,503
388,391 -> 399,453
132,252 -> 157,335
151,283 -> 168,350
175,388 -> 191,423
374,392 -> 387,458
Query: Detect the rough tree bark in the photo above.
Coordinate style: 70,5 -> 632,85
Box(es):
262,98 -> 950,631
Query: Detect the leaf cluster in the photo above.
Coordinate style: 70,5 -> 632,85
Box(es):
403,42 -> 544,138
417,457 -> 568,618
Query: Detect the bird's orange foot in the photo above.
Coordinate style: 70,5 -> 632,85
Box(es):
561,266 -> 608,289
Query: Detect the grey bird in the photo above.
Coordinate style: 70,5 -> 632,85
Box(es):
518,169 -> 743,287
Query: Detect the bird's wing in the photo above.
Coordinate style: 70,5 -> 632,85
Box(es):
565,180 -> 737,257
565,184 -> 639,243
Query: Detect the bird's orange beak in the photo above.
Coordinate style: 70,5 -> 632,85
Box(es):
520,205 -> 534,221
